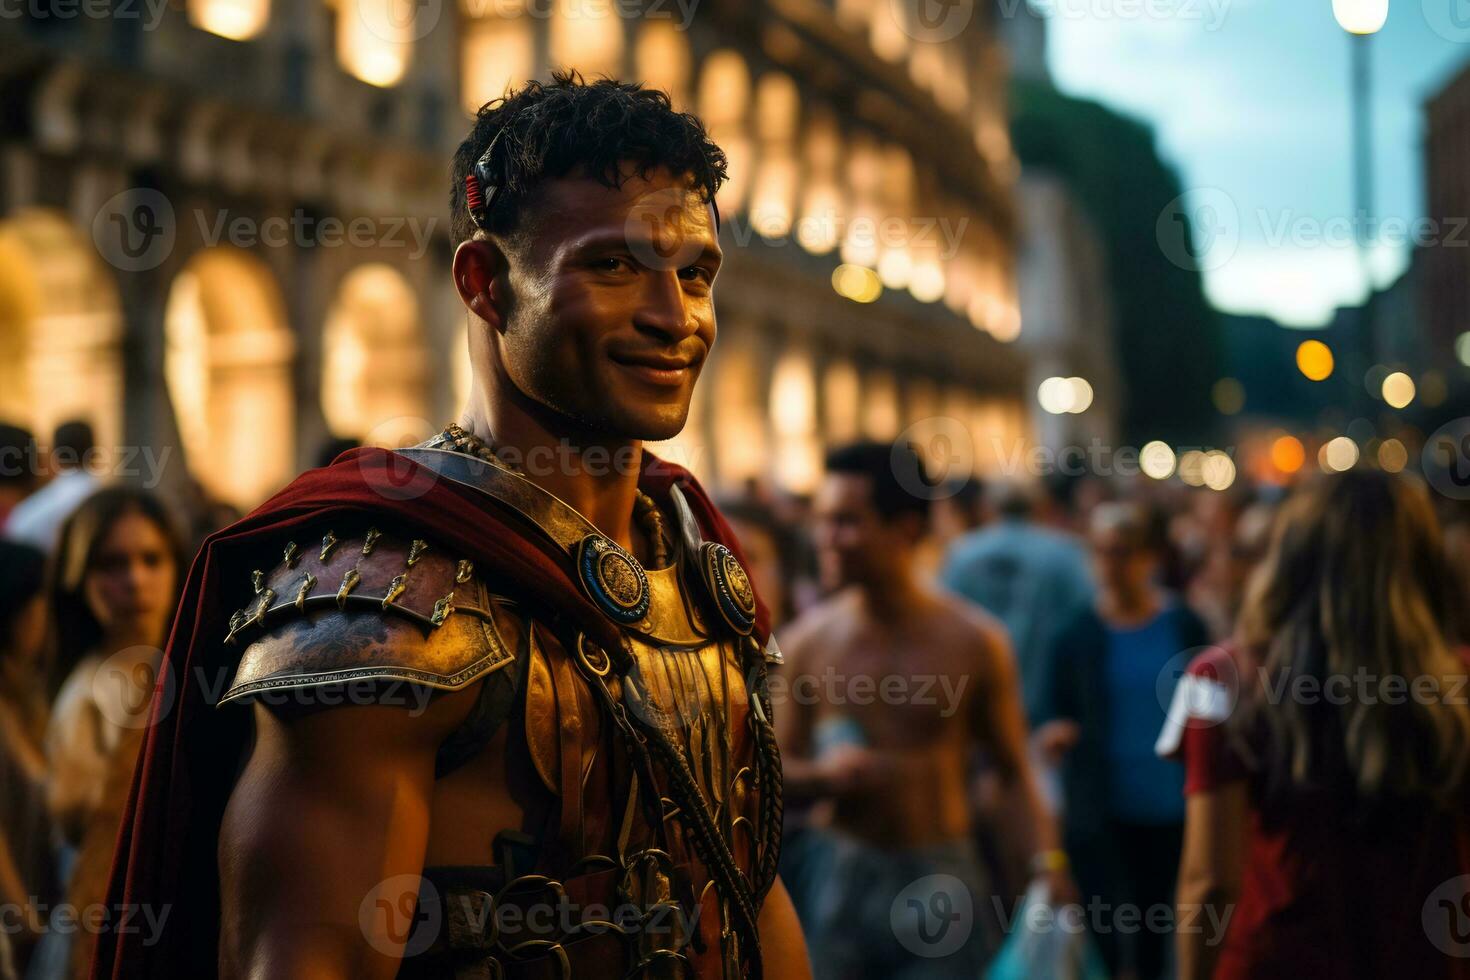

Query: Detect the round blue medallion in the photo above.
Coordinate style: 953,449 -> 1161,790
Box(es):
576,533 -> 650,625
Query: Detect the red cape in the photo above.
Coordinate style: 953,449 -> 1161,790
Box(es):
92,446 -> 769,978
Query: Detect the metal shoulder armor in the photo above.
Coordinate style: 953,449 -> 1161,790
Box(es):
217,525 -> 516,707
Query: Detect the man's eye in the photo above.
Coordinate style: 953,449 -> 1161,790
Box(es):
679,265 -> 713,284
595,257 -> 631,273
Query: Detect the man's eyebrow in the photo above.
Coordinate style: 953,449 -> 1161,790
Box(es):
570,229 -> 723,264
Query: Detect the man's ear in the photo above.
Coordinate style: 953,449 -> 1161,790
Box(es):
452,239 -> 508,332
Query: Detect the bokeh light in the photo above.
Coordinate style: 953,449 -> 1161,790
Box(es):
1377,438 -> 1407,472
831,264 -> 882,303
1140,441 -> 1176,480
1296,339 -> 1334,381
1270,434 -> 1306,474
1381,371 -> 1415,409
1320,435 -> 1360,472
1201,450 -> 1236,491
1178,450 -> 1207,487
1038,376 -> 1073,415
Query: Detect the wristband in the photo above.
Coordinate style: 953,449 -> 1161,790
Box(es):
1030,849 -> 1069,875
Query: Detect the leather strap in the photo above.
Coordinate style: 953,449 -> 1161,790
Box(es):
394,447 -> 598,559
435,615 -> 530,778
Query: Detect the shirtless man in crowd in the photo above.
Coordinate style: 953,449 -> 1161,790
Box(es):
775,442 -> 1068,979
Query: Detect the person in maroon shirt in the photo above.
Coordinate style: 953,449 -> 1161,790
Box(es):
1160,468 -> 1470,979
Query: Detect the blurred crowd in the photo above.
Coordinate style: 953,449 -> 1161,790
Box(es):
2,418 -> 1469,979
728,444 -> 1470,980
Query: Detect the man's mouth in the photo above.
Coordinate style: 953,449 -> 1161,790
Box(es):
609,353 -> 700,388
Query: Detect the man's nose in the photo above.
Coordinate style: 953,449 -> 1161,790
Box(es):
632,269 -> 698,340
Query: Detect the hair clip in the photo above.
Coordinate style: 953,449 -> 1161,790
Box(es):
466,131 -> 504,232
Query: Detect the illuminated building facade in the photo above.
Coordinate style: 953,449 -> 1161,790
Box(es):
0,0 -> 1024,507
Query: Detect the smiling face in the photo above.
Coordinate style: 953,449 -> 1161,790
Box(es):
489,166 -> 722,442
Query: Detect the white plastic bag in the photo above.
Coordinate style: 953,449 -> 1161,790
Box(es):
986,881 -> 1110,980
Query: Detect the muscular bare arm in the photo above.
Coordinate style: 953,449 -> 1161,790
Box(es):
770,612 -> 832,799
969,620 -> 1065,878
1176,783 -> 1246,979
758,874 -> 812,979
217,679 -> 479,979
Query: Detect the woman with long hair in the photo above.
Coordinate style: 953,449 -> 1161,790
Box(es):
1166,469 -> 1470,979
37,487 -> 187,979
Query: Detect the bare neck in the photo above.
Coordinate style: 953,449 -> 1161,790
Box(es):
460,379 -> 644,556
853,557 -> 931,625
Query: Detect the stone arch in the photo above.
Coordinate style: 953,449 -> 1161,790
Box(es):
0,208 -> 125,453
320,262 -> 429,448
164,246 -> 296,509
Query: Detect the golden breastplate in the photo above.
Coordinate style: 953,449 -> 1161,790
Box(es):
218,442 -> 783,978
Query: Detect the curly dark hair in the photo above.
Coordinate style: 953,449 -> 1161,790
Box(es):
449,70 -> 729,247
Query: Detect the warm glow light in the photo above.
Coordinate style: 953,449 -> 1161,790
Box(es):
1202,450 -> 1236,491
1296,339 -> 1335,381
1321,435 -> 1360,472
1068,378 -> 1094,413
337,0 -> 412,87
322,264 -> 427,441
1332,0 -> 1388,34
1457,331 -> 1470,367
991,305 -> 1021,342
908,260 -> 946,303
749,158 -> 797,238
550,0 -> 625,76
1140,441 -> 1177,480
1270,435 -> 1306,474
1178,450 -> 1207,487
1038,377 -> 1074,415
635,19 -> 692,108
189,0 -> 270,40
462,8 -> 533,113
1381,371 -> 1415,409
832,264 -> 882,303
1378,438 -> 1407,472
1038,376 -> 1094,414
878,248 -> 912,289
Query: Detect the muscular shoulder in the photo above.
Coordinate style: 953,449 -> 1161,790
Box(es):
776,589 -> 862,670
217,523 -> 522,711
930,589 -> 1016,689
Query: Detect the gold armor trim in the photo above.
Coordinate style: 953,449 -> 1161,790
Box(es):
218,527 -> 516,706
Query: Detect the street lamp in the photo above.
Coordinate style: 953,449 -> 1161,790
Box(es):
1332,0 -> 1388,33
1334,0 -> 1385,419
1334,0 -> 1384,263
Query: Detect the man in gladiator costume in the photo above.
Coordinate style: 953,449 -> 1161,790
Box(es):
96,73 -> 810,979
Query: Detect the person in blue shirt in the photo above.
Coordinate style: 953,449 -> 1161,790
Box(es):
1033,500 -> 1210,980
939,482 -> 1095,723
